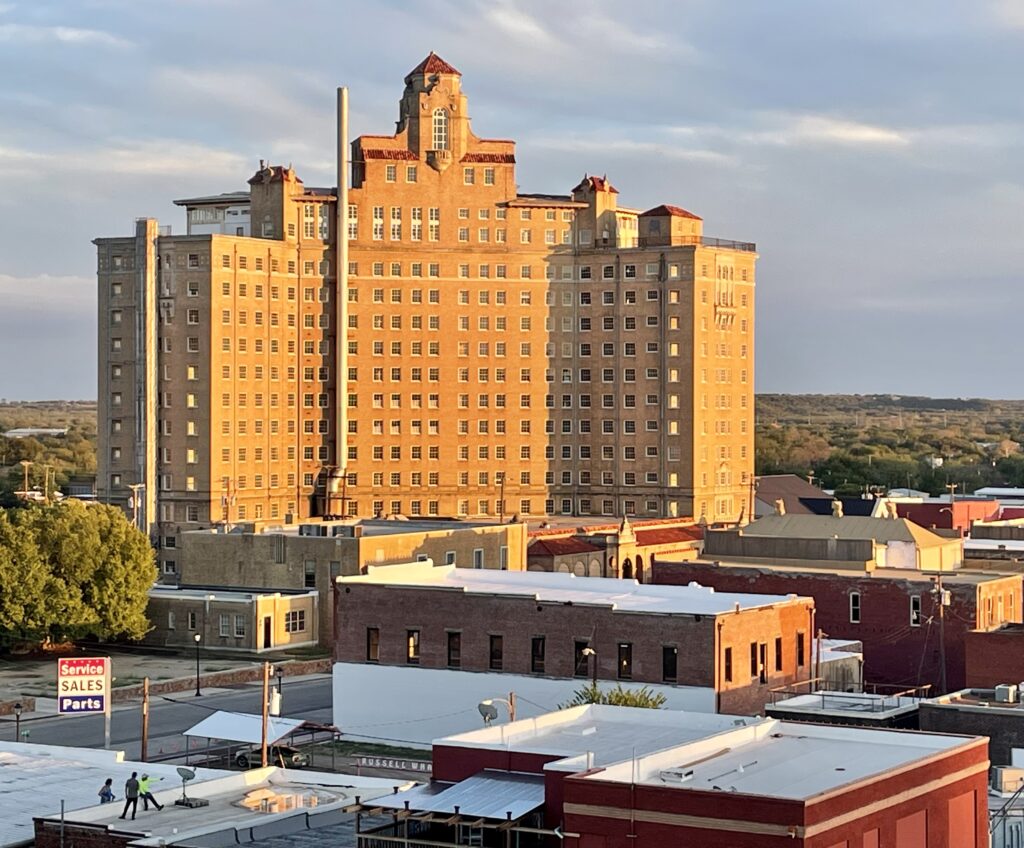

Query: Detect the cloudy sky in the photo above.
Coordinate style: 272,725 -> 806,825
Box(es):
1,0 -> 1022,400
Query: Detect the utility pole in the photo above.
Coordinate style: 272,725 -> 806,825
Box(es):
936,576 -> 948,694
140,677 -> 150,762
497,473 -> 506,523
815,629 -> 824,686
128,483 -> 145,531
260,661 -> 270,768
19,460 -> 31,500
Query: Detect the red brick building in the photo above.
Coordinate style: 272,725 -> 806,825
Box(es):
893,499 -> 999,535
654,558 -> 1020,692
334,560 -> 815,714
964,623 -> 1024,688
352,704 -> 989,848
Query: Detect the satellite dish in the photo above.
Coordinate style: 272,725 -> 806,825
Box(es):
174,766 -> 210,809
477,702 -> 499,725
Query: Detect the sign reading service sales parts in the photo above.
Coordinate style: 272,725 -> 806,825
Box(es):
57,657 -> 111,714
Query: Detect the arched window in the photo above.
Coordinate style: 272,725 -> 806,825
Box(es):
432,108 -> 449,150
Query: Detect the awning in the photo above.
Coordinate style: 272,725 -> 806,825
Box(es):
374,771 -> 544,821
184,711 -> 330,745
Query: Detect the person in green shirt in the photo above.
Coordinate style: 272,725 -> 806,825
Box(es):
138,774 -> 164,811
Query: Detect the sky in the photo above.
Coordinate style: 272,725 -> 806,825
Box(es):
1,0 -> 1022,400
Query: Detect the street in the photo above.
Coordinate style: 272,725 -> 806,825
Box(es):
1,677 -> 334,760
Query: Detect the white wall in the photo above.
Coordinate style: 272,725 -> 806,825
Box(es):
332,663 -> 715,748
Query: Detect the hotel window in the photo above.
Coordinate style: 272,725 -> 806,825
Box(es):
850,592 -> 861,623
796,632 -> 806,666
284,610 -> 306,633
406,165 -> 417,182
531,636 -> 545,673
432,108 -> 449,150
464,167 -> 475,185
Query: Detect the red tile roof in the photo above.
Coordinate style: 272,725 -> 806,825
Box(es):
635,527 -> 703,547
362,148 -> 419,161
639,204 -> 702,220
529,537 -> 602,557
406,52 -> 461,79
462,153 -> 516,163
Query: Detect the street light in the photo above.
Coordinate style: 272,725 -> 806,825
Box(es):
13,702 -> 22,741
193,633 -> 202,696
582,647 -> 598,689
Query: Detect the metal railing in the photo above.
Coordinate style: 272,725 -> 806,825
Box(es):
617,235 -> 756,252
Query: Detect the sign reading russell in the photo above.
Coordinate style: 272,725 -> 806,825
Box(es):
57,657 -> 111,714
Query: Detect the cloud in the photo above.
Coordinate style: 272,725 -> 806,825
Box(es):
991,0 -> 1024,29
0,22 -> 132,48
527,134 -> 734,166
0,139 -> 247,179
0,273 -> 93,313
485,4 -> 558,47
762,114 -> 910,147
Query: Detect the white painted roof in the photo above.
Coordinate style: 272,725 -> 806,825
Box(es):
966,537 -> 1024,552
375,771 -> 544,820
0,741 -> 231,847
341,563 -> 805,615
435,704 -> 761,770
588,719 -> 976,799
149,587 -> 318,603
185,711 -> 314,745
977,488 -> 1024,497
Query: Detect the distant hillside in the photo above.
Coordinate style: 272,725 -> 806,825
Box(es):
755,394 -> 1024,497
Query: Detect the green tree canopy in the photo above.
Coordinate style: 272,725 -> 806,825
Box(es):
0,501 -> 154,646
559,683 -> 667,710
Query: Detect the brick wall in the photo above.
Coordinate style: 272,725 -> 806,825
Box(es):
654,560 -> 1022,692
335,581 -> 812,711
965,627 -> 1024,688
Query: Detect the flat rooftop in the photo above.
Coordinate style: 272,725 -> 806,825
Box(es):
928,688 -> 1024,713
586,719 -> 977,799
184,517 -> 512,539
677,557 -> 1010,585
149,587 -> 318,603
434,705 -> 760,771
341,562 -> 808,616
20,742 -> 411,848
767,690 -> 922,719
0,742 -> 231,848
966,537 -> 1024,553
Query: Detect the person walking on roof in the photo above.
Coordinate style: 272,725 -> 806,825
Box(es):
119,772 -> 140,820
138,774 -> 164,811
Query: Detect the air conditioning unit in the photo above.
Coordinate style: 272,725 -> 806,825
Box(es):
331,525 -> 362,538
996,684 -> 1018,704
993,767 -> 1024,793
298,524 -> 328,537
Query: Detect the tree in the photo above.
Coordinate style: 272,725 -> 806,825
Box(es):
0,501 -> 155,647
560,682 -> 667,710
